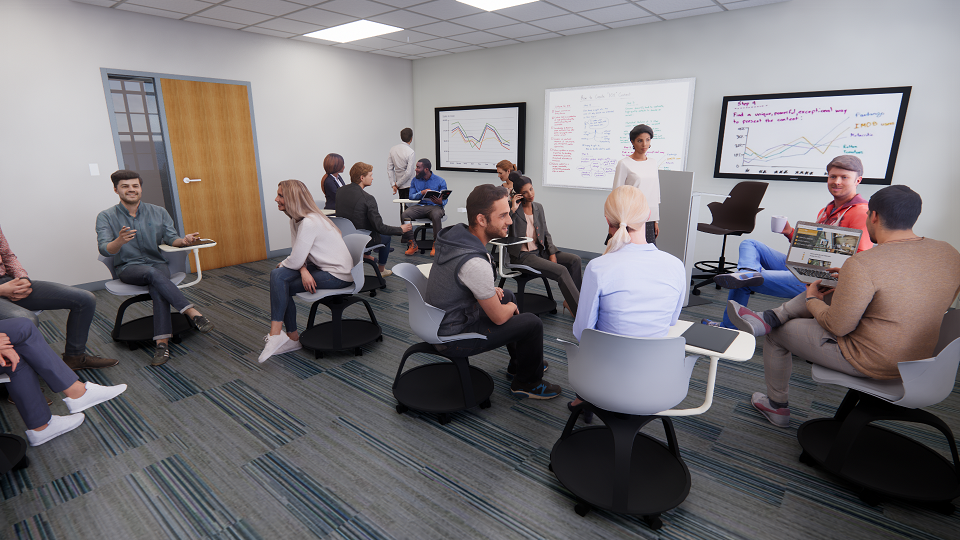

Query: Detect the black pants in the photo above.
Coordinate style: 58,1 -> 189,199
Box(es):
440,290 -> 544,387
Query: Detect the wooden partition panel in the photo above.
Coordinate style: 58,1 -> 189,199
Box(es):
161,79 -> 266,270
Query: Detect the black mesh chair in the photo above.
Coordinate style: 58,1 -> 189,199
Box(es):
690,181 -> 767,296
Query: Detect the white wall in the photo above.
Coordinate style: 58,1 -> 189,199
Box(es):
0,0 -> 412,285
411,0 -> 960,263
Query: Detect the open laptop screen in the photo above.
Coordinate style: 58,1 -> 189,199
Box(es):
787,222 -> 862,269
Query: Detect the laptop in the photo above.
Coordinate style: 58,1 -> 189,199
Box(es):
785,221 -> 863,287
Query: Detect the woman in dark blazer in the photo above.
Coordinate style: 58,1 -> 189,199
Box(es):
507,173 -> 582,315
321,153 -> 346,210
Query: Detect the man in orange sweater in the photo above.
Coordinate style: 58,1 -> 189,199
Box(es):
727,185 -> 960,427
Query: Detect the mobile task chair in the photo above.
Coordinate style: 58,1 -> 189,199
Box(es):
295,233 -> 382,358
98,243 -> 212,349
489,237 -> 557,316
690,181 -> 767,296
551,327 -> 752,530
796,309 -> 960,513
328,217 -> 387,297
391,263 -> 494,425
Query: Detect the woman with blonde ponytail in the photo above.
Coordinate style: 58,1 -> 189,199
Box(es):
569,185 -> 687,419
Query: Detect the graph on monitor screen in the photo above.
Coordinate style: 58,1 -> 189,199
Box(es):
436,104 -> 525,172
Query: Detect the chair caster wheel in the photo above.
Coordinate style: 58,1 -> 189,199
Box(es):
931,501 -> 955,515
172,336 -> 182,344
692,289 -> 701,296
479,399 -> 491,409
548,462 -> 553,472
643,515 -> 662,530
355,347 -> 362,356
858,489 -> 882,506
574,502 -> 590,517
438,413 -> 450,425
396,403 -> 408,414
715,284 -> 721,290
13,455 -> 29,470
550,309 -> 557,314
799,451 -> 816,466
376,336 -> 383,342
369,290 -> 377,298
127,342 -> 138,351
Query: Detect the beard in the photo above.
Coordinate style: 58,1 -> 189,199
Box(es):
415,170 -> 426,180
484,221 -> 507,240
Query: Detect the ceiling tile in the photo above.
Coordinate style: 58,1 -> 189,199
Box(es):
605,16 -> 658,28
529,13 -> 593,32
722,0 -> 787,10
72,0 -> 119,7
516,32 -> 561,42
374,0 -> 431,7
292,35 -> 337,44
495,2 -> 566,21
333,43 -> 375,51
384,43 -> 436,55
660,5 -> 724,18
579,3 -> 649,24
416,37 -> 471,49
380,30 -> 436,43
284,7 -> 356,26
368,9 -> 438,28
193,5 -> 273,24
485,22 -> 548,39
255,17 -> 323,33
403,55 -> 425,59
418,50 -> 451,57
127,0 -> 208,14
316,0 -> 394,18
412,21 -> 473,37
558,24 -> 606,36
407,0 -> 484,19
369,49 -> 408,57
447,45 -> 484,53
116,4 -> 186,19
637,0 -> 715,15
449,11 -> 515,30
480,38 -> 520,48
221,0 -> 303,16
449,30 -> 502,44
349,35 -> 410,48
546,0 -> 626,11
242,26 -> 296,37
184,15 -> 246,29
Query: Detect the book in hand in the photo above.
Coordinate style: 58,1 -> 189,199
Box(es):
422,189 -> 452,201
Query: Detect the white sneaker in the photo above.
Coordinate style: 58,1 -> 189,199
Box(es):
258,333 -> 290,363
26,413 -> 85,446
63,382 -> 128,414
276,338 -> 302,355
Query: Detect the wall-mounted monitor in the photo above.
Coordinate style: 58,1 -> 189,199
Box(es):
435,102 -> 525,173
714,87 -> 911,185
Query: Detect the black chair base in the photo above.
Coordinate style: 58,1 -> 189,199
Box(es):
393,342 -> 494,425
414,225 -> 435,254
550,404 -> 690,529
112,294 -> 190,349
497,274 -> 558,316
797,390 -> 960,513
0,434 -> 30,474
360,258 -> 387,297
300,295 -> 382,359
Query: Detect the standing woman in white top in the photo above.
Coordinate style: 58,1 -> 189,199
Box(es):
260,180 -> 354,362
569,185 -> 686,420
612,124 -> 660,244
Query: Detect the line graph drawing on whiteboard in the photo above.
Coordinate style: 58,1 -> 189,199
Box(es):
738,118 -> 852,171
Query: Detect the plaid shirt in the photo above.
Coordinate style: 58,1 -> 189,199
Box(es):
0,226 -> 28,279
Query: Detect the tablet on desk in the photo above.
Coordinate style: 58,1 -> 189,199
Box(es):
680,324 -> 739,354
189,239 -> 217,247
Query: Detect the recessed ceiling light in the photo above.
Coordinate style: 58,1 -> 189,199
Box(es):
457,0 -> 539,11
303,20 -> 402,43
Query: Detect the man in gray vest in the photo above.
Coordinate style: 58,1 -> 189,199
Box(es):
423,184 -> 560,399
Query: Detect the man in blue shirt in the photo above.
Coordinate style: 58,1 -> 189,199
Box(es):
96,170 -> 215,366
401,159 -> 447,257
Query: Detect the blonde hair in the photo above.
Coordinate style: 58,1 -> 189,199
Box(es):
277,180 -> 338,232
349,162 -> 373,184
603,185 -> 650,255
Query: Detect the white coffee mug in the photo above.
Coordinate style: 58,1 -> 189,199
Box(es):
771,215 -> 788,233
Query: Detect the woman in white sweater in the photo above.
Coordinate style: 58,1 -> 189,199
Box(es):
259,180 -> 354,362
612,124 -> 660,244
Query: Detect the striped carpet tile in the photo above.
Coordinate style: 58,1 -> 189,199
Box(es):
35,470 -> 94,510
202,380 -> 306,449
12,514 -> 56,540
138,364 -> 204,402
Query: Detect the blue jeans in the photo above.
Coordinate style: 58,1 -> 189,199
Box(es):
376,235 -> 392,266
270,264 -> 351,332
0,318 -> 79,429
721,239 -> 806,328
0,276 -> 97,356
119,264 -> 194,340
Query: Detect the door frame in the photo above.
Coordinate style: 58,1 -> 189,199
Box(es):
99,68 -> 273,255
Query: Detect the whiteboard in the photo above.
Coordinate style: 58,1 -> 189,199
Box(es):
543,78 -> 695,190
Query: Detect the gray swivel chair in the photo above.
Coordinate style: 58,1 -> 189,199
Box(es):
489,238 -> 557,316
391,263 -> 493,425
329,216 -> 387,297
551,329 -> 715,530
294,233 -> 382,358
796,310 -> 960,513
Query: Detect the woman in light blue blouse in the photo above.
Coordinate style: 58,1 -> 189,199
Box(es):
569,185 -> 686,419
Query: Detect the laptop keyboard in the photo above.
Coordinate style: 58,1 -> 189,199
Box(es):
795,267 -> 835,280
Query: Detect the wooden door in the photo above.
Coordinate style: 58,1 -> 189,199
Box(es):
161,79 -> 266,270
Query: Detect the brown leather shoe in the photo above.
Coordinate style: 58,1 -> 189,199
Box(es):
61,353 -> 119,371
